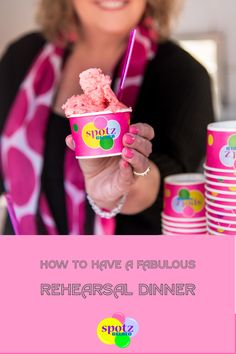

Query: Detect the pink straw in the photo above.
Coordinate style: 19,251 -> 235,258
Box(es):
117,28 -> 137,101
4,193 -> 20,235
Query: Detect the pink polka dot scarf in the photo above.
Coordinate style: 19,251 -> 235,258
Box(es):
0,26 -> 157,235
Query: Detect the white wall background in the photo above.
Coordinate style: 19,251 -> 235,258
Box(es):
174,0 -> 236,120
0,0 -> 36,53
0,0 -> 235,119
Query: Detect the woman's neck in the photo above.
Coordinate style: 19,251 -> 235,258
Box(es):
75,26 -> 128,63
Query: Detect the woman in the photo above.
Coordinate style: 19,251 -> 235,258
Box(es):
0,0 -> 214,235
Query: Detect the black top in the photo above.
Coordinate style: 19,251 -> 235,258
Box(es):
0,32 -> 215,235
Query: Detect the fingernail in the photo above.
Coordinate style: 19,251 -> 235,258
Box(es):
66,136 -> 75,150
121,160 -> 129,169
130,126 -> 139,135
124,147 -> 134,159
124,133 -> 135,145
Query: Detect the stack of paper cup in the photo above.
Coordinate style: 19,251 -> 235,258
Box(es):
162,174 -> 207,235
205,121 -> 236,235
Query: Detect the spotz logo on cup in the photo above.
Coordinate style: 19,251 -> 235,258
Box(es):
82,116 -> 121,151
97,313 -> 139,348
218,134 -> 236,168
170,188 -> 204,217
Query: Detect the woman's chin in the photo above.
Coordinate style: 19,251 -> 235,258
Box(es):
95,23 -> 136,37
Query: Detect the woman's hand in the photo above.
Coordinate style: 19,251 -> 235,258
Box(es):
66,123 -> 160,213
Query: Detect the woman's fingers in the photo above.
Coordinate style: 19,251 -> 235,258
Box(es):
129,123 -> 155,141
123,123 -> 154,158
66,123 -> 154,157
122,147 -> 150,175
65,135 -> 75,150
118,159 -> 135,187
123,132 -> 152,157
66,122 -> 153,179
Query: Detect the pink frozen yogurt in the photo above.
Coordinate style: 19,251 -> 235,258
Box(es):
62,68 -> 127,117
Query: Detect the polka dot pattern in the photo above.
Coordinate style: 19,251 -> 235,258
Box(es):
33,57 -> 55,95
4,91 -> 28,137
7,148 -> 36,206
26,105 -> 49,153
19,215 -> 37,235
1,44 -> 63,234
208,134 -> 214,146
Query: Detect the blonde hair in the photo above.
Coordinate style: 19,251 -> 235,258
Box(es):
36,0 -> 184,44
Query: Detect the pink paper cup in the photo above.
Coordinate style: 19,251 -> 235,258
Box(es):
206,212 -> 236,225
162,224 -> 207,234
207,219 -> 236,232
205,185 -> 236,198
207,220 -> 234,230
204,164 -> 236,175
207,227 -> 223,236
205,180 -> 236,193
161,213 -> 206,223
206,121 -> 236,170
162,228 -> 175,235
162,228 -> 207,236
161,228 -> 193,235
162,229 -> 207,235
206,205 -> 236,219
205,192 -> 236,204
207,226 -> 235,236
207,211 -> 236,224
204,171 -> 236,182
205,198 -> 236,213
68,109 -> 131,159
164,174 -> 205,218
162,219 -> 206,228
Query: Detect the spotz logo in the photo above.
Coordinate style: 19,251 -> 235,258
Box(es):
97,312 -> 139,348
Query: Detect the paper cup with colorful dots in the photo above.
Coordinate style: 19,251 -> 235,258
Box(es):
206,212 -> 236,225
162,229 -> 207,235
206,205 -> 236,221
162,229 -> 175,235
204,166 -> 236,177
164,174 -> 205,218
207,226 -> 236,236
205,198 -> 236,212
163,231 -> 207,236
161,213 -> 207,233
206,121 -> 236,170
204,171 -> 236,183
206,210 -> 235,224
205,184 -> 236,198
162,218 -> 207,228
207,219 -> 236,232
207,227 -> 224,236
162,213 -> 206,223
68,108 -> 131,159
205,192 -> 236,205
206,179 -> 236,195
162,226 -> 207,235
